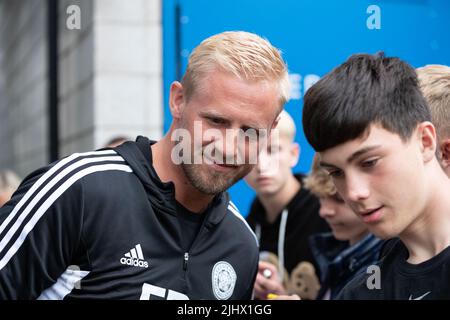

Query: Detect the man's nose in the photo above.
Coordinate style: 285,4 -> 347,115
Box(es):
208,129 -> 241,165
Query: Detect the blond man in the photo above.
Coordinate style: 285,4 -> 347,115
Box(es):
0,31 -> 289,299
417,65 -> 450,176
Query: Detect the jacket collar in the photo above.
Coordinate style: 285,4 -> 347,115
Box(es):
309,232 -> 382,283
115,136 -> 228,226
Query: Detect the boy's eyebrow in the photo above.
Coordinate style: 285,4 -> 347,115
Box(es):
319,161 -> 337,169
346,145 -> 382,163
319,145 -> 382,168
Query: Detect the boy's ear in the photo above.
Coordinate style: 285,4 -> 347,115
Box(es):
169,81 -> 185,119
418,121 -> 437,163
290,142 -> 300,168
438,138 -> 450,169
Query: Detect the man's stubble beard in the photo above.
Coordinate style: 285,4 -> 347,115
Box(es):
181,162 -> 251,195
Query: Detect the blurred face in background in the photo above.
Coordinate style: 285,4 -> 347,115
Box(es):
0,170 -> 20,207
245,132 -> 299,196
0,192 -> 12,207
305,153 -> 369,245
318,192 -> 369,245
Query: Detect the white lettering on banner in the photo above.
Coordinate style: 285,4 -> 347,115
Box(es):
289,73 -> 321,100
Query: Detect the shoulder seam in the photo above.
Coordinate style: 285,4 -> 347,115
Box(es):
227,203 -> 259,247
0,151 -> 131,271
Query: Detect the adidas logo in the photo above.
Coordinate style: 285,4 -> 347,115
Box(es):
120,244 -> 149,268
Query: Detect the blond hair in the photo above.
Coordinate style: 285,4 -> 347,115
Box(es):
182,31 -> 290,108
416,65 -> 450,140
303,154 -> 336,197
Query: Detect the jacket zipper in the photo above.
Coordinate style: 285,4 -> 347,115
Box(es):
183,252 -> 189,271
181,215 -> 209,273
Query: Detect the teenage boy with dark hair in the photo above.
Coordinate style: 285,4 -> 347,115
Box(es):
302,53 -> 450,299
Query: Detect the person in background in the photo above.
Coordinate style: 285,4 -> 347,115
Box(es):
417,65 -> 450,177
245,110 -> 329,300
104,136 -> 130,148
0,170 -> 21,208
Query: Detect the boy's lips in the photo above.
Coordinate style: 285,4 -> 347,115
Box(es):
358,206 -> 384,223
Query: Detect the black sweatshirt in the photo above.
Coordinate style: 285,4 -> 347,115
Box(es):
338,239 -> 450,299
0,136 -> 259,300
246,174 -> 329,280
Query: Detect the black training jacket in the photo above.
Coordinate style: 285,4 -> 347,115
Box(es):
0,136 -> 259,300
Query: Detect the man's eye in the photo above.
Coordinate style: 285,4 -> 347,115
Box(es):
205,117 -> 226,125
209,118 -> 223,124
361,158 -> 378,168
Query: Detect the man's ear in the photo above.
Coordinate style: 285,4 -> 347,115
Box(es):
438,138 -> 450,169
290,142 -> 300,168
417,121 -> 437,163
169,81 -> 185,119
271,114 -> 281,130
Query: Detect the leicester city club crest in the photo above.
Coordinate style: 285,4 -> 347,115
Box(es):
211,261 -> 237,300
